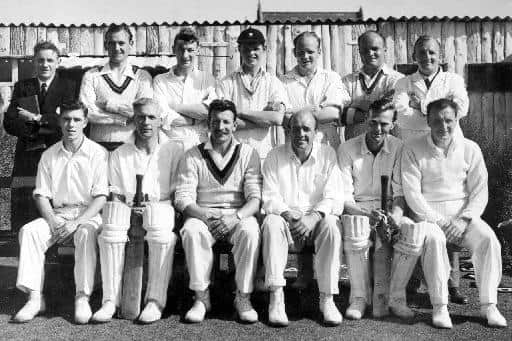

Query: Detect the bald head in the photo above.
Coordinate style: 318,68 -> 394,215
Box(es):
358,30 -> 385,48
290,109 -> 318,131
358,30 -> 386,73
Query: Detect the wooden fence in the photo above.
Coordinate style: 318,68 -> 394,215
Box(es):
0,19 -> 512,143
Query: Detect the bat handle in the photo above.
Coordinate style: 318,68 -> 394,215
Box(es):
134,174 -> 144,207
381,175 -> 390,212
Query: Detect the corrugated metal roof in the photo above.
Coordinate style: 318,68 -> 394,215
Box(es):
1,16 -> 512,26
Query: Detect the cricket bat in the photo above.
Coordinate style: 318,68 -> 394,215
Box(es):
381,175 -> 389,212
120,174 -> 146,319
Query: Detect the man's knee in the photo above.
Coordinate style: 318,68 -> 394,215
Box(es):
143,203 -> 175,243
74,223 -> 98,245
423,222 -> 447,245
470,218 -> 501,252
180,218 -> 208,240
261,214 -> 287,237
237,216 -> 260,242
316,215 -> 341,239
341,214 -> 371,250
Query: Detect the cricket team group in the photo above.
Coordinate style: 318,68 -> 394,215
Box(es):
2,23 -> 508,329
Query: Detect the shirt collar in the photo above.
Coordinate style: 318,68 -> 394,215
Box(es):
58,136 -> 91,157
235,66 -> 265,77
359,64 -> 391,78
360,133 -> 391,155
38,74 -> 55,88
169,66 -> 198,81
414,67 -> 443,82
100,61 -> 136,79
426,132 -> 460,155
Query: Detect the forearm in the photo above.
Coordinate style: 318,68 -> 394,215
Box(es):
75,195 -> 107,225
174,103 -> 208,121
235,118 -> 259,130
238,110 -> 284,127
316,106 -> 341,124
236,198 -> 260,219
343,201 -> 371,217
390,196 -> 406,219
183,203 -> 210,223
87,107 -> 127,125
34,195 -> 58,226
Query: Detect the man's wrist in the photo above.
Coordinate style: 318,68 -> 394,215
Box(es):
235,210 -> 244,221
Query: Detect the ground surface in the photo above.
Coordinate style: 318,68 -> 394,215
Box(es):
0,239 -> 511,341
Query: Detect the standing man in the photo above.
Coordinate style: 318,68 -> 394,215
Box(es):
153,27 -> 216,150
401,98 -> 506,328
337,97 -> 450,327
281,31 -> 349,149
175,99 -> 262,324
80,24 -> 153,150
394,35 -> 470,303
216,27 -> 287,159
342,31 -> 403,140
3,41 -> 76,231
92,98 -> 182,324
13,102 -> 108,324
393,35 -> 469,141
261,110 -> 343,327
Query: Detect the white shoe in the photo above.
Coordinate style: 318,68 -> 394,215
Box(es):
268,287 -> 288,327
432,304 -> 453,329
91,301 -> 116,323
345,297 -> 366,320
481,304 -> 507,328
185,290 -> 211,323
234,291 -> 258,323
389,298 -> 415,319
13,295 -> 46,323
319,293 -> 342,326
75,296 -> 92,324
138,301 -> 163,324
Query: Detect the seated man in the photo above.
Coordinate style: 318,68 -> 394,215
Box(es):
261,110 -> 343,327
401,98 -> 507,328
153,27 -> 216,150
175,99 -> 262,324
3,41 -> 76,231
281,31 -> 349,149
80,24 -> 153,150
337,97 -> 450,326
13,102 -> 108,324
92,98 -> 183,324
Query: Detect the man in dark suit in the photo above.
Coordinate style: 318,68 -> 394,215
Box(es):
3,41 -> 76,232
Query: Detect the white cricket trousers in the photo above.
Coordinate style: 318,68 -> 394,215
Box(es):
430,200 -> 502,304
261,214 -> 341,294
180,213 -> 260,294
17,211 -> 101,296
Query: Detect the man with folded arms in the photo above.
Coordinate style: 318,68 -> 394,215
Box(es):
338,97 -> 450,326
13,102 -> 108,324
216,27 -> 287,159
80,24 -> 152,150
401,98 -> 506,328
153,27 -> 216,150
261,110 -> 343,327
92,98 -> 182,324
175,99 -> 262,323
281,31 -> 349,149
342,31 -> 403,140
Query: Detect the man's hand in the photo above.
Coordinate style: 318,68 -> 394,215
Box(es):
408,92 -> 421,111
281,210 -> 303,224
54,220 -> 79,243
263,101 -> 284,112
115,104 -> 134,118
17,107 -> 38,121
369,209 -> 387,226
444,218 -> 469,245
209,214 -> 240,241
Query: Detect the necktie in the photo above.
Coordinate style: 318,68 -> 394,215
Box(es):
40,83 -> 47,104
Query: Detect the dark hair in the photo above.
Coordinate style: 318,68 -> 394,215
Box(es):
33,41 -> 59,56
369,93 -> 397,121
105,24 -> 133,43
357,30 -> 385,48
412,35 -> 440,61
60,101 -> 88,118
426,98 -> 459,117
293,31 -> 321,49
173,27 -> 199,47
208,99 -> 237,122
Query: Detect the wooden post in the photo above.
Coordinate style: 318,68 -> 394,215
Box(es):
68,26 -> 81,55
11,26 -> 25,56
312,25 -> 323,69
284,25 -> 294,73
146,25 -> 159,55
321,25 -> 331,70
441,21 -> 456,72
466,22 -> 482,64
351,24 -> 366,72
378,21 -> 395,68
0,27 -> 10,56
37,26 -> 47,43
330,25 -> 341,74
466,21 -> 482,135
56,27 -> 69,55
158,24 -> 170,55
276,25 -> 284,77
129,25 -> 137,55
339,25 -> 352,77
198,26 -> 213,75
24,26 -> 37,56
213,26 -> 227,79
136,25 -> 147,56
454,22 -> 467,78
93,26 -> 104,56
225,25 -> 240,75
493,22 -> 506,147
407,21 -> 424,63
80,27 -> 95,56
481,20 -> 494,141
394,21 -> 408,65
266,25 -> 278,76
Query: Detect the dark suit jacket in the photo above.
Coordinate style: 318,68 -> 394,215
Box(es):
3,75 -> 76,178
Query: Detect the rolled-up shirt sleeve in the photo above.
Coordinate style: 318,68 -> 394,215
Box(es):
336,145 -> 356,204
401,146 -> 444,223
243,148 -> 262,201
136,70 -> 153,99
174,152 -> 199,212
262,150 -> 290,215
33,152 -> 53,200
393,77 -> 415,118
91,148 -> 109,198
314,150 -> 344,216
153,76 -> 182,130
460,144 -> 488,220
392,145 -> 404,198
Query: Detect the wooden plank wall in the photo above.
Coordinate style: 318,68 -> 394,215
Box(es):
0,20 -> 511,146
